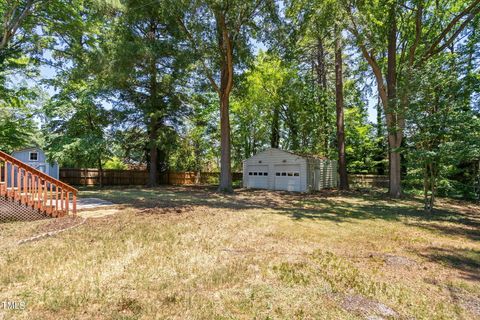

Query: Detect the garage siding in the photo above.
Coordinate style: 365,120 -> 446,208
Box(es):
243,148 -> 308,192
309,158 -> 338,190
244,164 -> 269,189
306,158 -> 316,190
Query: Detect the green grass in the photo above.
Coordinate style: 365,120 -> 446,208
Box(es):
0,186 -> 479,319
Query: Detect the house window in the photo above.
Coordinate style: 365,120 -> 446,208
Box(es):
294,172 -> 299,176
249,172 -> 253,175
276,172 -> 280,176
254,172 -> 258,176
29,152 -> 38,161
281,172 -> 286,176
258,172 -> 263,176
264,172 -> 268,176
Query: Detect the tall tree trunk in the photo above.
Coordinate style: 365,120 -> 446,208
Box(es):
193,140 -> 201,184
386,5 -> 402,198
375,96 -> 386,175
476,159 -> 480,201
219,94 -> 232,192
314,37 -> 329,155
271,104 -> 280,148
216,12 -> 234,193
335,31 -> 348,190
148,121 -> 158,187
98,157 -> 103,188
315,37 -> 327,90
147,19 -> 159,187
244,134 -> 251,159
352,12 -> 402,197
286,111 -> 299,150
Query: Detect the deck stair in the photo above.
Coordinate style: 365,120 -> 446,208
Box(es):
0,150 -> 77,219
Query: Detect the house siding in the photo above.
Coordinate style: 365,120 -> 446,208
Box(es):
12,148 -> 47,163
7,148 -> 59,187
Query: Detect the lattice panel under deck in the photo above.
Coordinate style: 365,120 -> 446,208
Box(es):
0,196 -> 49,223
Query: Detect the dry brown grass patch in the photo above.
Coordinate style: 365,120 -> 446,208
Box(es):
0,187 -> 478,319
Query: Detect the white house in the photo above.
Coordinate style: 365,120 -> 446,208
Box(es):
242,148 -> 338,192
7,147 -> 59,187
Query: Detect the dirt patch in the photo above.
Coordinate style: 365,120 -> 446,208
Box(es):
459,296 -> 480,317
34,216 -> 84,234
136,206 -> 192,215
79,208 -> 122,218
383,254 -> 417,267
18,216 -> 87,244
448,286 -> 480,316
341,294 -> 398,319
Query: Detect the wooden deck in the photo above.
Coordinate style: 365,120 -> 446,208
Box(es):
0,150 -> 77,218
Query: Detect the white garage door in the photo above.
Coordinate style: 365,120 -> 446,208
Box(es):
246,165 -> 269,189
274,164 -> 301,191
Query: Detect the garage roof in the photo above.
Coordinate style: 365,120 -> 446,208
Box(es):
243,148 -> 329,162
281,149 -> 328,160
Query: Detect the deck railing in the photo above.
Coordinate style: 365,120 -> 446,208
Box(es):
0,150 -> 77,217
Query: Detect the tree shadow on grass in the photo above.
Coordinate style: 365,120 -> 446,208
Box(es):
278,198 -> 469,224
406,220 -> 480,241
82,185 -> 474,216
418,247 -> 480,282
277,194 -> 480,241
80,186 -> 480,281
82,186 -> 480,239
81,185 -> 292,211
79,186 -> 479,243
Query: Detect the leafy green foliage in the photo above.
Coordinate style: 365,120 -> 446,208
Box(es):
104,157 -> 128,170
0,94 -> 37,153
103,0 -> 192,180
169,93 -> 220,171
43,81 -> 111,168
406,54 -> 480,201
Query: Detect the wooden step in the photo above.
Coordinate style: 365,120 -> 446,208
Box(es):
44,205 -> 61,217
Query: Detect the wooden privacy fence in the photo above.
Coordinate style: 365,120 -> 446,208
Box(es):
60,168 -> 149,186
60,168 -> 387,188
60,169 -> 243,186
348,174 -> 389,188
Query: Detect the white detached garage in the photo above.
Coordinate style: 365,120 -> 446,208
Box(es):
243,148 -> 338,192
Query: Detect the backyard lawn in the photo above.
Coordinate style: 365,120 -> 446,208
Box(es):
0,187 -> 479,319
